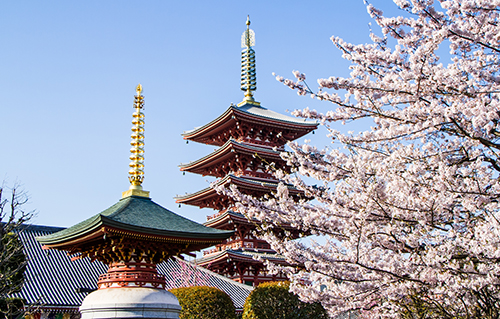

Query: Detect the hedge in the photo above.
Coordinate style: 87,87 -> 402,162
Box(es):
242,281 -> 328,319
170,286 -> 236,319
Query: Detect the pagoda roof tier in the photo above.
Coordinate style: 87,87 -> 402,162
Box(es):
196,249 -> 287,267
182,102 -> 317,147
204,210 -> 253,229
204,210 -> 303,236
179,139 -> 287,178
37,196 -> 233,264
175,175 -> 302,210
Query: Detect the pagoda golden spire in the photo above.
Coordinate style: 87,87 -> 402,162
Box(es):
122,84 -> 150,198
238,15 -> 260,106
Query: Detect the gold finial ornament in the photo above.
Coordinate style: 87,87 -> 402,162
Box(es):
123,84 -> 150,198
239,15 -> 260,106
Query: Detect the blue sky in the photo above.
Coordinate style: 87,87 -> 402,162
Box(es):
1,1 -> 403,227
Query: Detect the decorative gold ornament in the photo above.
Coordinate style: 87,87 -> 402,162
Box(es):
239,16 -> 260,106
123,84 -> 150,198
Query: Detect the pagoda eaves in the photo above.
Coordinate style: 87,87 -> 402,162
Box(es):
203,210 -> 254,229
204,209 -> 302,230
199,249 -> 287,265
38,196 -> 233,264
182,103 -> 317,147
175,174 -> 302,210
195,249 -> 288,284
179,138 -> 288,178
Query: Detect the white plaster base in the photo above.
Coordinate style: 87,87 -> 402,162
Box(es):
80,288 -> 181,319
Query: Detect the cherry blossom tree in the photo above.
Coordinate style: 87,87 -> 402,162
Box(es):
220,0 -> 500,317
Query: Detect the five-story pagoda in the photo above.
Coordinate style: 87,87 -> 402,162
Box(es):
37,85 -> 233,319
176,18 -> 318,286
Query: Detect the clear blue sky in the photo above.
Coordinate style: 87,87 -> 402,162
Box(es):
1,1 -> 402,227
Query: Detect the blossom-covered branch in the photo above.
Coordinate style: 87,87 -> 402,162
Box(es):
222,0 -> 500,318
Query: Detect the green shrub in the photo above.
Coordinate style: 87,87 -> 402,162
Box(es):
242,281 -> 328,319
170,286 -> 236,319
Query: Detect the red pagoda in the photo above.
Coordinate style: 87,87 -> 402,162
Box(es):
176,18 -> 317,286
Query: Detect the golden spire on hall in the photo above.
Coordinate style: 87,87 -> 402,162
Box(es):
122,84 -> 150,198
238,15 -> 260,106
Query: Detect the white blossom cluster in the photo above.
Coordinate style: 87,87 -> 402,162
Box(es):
219,0 -> 500,317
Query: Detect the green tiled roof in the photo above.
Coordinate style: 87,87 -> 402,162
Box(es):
15,224 -> 252,312
37,196 -> 233,245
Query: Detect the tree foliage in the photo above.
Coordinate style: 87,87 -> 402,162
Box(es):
0,185 -> 31,319
169,286 -> 236,319
220,0 -> 500,318
242,281 -> 328,319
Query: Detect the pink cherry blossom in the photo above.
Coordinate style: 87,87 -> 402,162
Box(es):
219,0 -> 500,317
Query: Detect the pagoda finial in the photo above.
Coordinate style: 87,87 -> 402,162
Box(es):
239,15 -> 260,107
242,15 -> 254,48
123,84 -> 150,198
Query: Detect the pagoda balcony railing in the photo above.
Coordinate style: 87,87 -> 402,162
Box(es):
255,242 -> 271,249
204,241 -> 269,255
98,271 -> 166,289
203,242 -> 274,256
97,262 -> 166,289
203,247 -> 219,255
241,138 -> 282,148
207,210 -> 225,221
203,241 -> 244,255
237,170 -> 275,179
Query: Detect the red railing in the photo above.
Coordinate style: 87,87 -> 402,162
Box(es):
97,262 -> 166,289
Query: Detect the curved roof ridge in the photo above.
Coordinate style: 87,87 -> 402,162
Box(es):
179,138 -> 282,170
37,196 -> 233,245
182,103 -> 317,139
